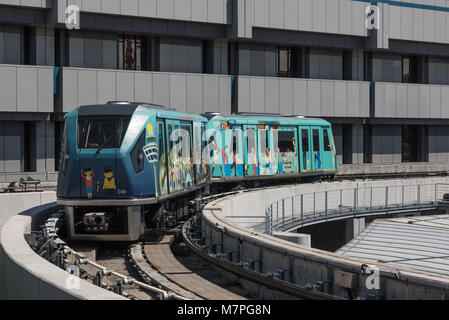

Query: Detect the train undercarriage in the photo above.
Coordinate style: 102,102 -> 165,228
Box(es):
63,172 -> 335,241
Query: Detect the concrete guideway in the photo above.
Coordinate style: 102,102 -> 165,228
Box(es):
0,195 -> 126,300
192,177 -> 449,300
2,171 -> 449,300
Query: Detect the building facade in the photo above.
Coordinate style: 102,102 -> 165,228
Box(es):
0,0 -> 449,182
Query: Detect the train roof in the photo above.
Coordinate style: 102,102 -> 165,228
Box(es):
67,102 -> 208,122
205,112 -> 331,126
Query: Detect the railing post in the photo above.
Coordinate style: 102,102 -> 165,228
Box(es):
402,185 -> 405,207
266,205 -> 272,235
313,193 -> 316,216
417,185 -> 421,206
282,198 -> 285,225
340,189 -> 343,214
435,184 -> 438,205
385,186 -> 389,209
353,188 -> 357,212
301,194 -> 304,221
292,197 -> 294,218
325,191 -> 328,216
370,187 -> 373,211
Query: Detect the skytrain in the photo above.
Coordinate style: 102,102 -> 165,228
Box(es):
57,102 -> 337,241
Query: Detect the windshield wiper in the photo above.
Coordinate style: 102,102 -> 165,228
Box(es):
95,135 -> 115,154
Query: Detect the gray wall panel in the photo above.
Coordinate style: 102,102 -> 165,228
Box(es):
134,72 -> 152,104
170,74 -> 187,112
62,68 -> 231,115
71,0 -> 227,24
321,81 -> 334,117
251,0 -> 367,37
186,74 -> 203,115
264,78 -> 279,113
37,68 -> 52,112
77,69 -> 98,107
97,70 -> 116,104
0,65 -> 52,113
238,76 -> 369,118
279,79 -> 293,115
0,0 -> 48,8
139,0 -> 157,17
0,65 -> 17,112
152,73 -> 170,106
374,82 -> 449,119
203,76 -> 220,113
116,71 -> 134,102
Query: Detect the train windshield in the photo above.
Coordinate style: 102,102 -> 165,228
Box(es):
78,117 -> 130,149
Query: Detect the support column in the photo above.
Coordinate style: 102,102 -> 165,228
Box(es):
352,124 -> 365,164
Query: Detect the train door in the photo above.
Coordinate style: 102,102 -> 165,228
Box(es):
156,120 -> 168,195
258,124 -> 275,175
244,125 -> 258,176
275,126 -> 299,174
321,126 -> 334,170
227,124 -> 244,177
299,127 -> 312,171
179,121 -> 193,189
165,120 -> 181,192
311,126 -> 323,170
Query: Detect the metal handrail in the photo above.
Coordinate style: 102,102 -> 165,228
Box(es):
259,182 -> 449,234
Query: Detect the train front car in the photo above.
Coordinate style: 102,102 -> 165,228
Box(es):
205,113 -> 337,181
57,102 -> 210,241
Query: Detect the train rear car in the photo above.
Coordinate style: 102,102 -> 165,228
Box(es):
57,102 -> 210,241
204,113 -> 337,180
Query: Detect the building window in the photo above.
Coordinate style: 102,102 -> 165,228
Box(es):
277,47 -> 298,77
402,125 -> 419,162
402,55 -> 418,83
118,35 -> 142,70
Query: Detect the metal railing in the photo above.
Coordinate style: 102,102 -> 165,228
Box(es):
259,183 -> 449,235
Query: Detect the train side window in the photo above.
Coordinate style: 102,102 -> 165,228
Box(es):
158,124 -> 165,157
130,131 -> 145,173
313,129 -> 320,152
278,131 -> 295,153
301,129 -> 309,152
323,129 -> 331,151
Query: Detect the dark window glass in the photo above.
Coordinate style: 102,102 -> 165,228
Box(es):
313,129 -> 320,152
323,129 -> 331,151
130,131 -> 145,173
62,123 -> 69,174
278,131 -> 295,153
301,129 -> 309,152
158,123 -> 164,159
78,117 -> 130,149
118,35 -> 142,71
279,48 -> 289,77
277,47 -> 298,77
402,55 -> 418,83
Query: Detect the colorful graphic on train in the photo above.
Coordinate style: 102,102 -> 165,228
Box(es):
80,168 -> 95,198
103,165 -> 116,197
